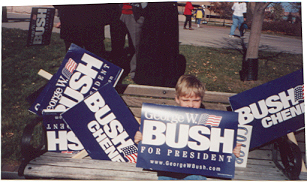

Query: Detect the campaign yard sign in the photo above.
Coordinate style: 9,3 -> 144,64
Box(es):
235,125 -> 252,168
61,84 -> 140,162
229,69 -> 304,150
136,103 -> 238,179
29,44 -> 123,153
27,7 -> 55,46
29,43 -> 123,116
42,110 -> 84,153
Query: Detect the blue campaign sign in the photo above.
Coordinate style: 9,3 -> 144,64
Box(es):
136,103 -> 238,179
27,7 -> 55,46
61,84 -> 140,162
42,110 -> 84,153
29,43 -> 123,116
229,69 -> 304,150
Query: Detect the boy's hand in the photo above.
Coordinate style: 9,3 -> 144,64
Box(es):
233,143 -> 242,158
134,131 -> 143,144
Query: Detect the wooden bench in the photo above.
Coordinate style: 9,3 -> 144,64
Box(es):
18,84 -> 307,180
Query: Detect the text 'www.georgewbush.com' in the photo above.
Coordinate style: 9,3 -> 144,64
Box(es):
150,160 -> 221,171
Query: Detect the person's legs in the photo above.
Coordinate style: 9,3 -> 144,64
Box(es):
238,16 -> 244,37
184,15 -> 188,28
197,18 -> 201,27
121,14 -> 144,80
158,174 -> 207,180
183,175 -> 207,180
158,176 -> 178,180
187,15 -> 192,28
230,15 -> 239,36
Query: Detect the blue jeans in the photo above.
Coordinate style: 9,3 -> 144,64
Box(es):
230,15 -> 244,36
197,18 -> 201,25
158,175 -> 207,180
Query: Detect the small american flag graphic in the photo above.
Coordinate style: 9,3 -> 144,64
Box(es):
198,113 -> 222,127
294,85 -> 304,102
62,58 -> 77,79
122,145 -> 138,163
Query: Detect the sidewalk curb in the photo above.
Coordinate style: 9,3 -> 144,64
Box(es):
1,163 -> 24,179
1,171 -> 25,179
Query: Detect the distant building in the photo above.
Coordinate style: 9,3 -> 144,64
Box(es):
177,2 -> 232,24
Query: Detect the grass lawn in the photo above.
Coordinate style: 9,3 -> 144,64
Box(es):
1,27 -> 303,165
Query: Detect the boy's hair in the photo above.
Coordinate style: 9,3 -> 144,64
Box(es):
175,75 -> 205,99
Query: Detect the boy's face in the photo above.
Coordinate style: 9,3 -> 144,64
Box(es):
175,93 -> 202,108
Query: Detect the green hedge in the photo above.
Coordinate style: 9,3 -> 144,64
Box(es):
262,21 -> 302,37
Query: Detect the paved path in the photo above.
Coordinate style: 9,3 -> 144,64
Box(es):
2,12 -> 303,54
177,21 -> 302,54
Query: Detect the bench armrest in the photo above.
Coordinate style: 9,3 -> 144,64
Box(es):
18,116 -> 47,176
272,135 -> 302,180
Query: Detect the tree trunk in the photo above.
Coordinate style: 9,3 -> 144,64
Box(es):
246,2 -> 255,24
245,2 -> 270,60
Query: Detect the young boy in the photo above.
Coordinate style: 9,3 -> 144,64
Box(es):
195,6 -> 204,28
134,75 -> 241,180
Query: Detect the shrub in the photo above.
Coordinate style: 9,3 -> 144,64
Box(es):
262,21 -> 302,36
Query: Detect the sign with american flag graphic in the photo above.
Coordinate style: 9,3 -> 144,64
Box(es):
29,43 -> 123,116
28,44 -> 123,154
294,85 -> 304,102
229,69 -> 304,150
137,103 -> 238,179
62,58 -> 78,79
198,114 -> 222,127
122,145 -> 138,163
61,84 -> 140,162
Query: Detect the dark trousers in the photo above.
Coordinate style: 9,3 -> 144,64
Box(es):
184,15 -> 192,28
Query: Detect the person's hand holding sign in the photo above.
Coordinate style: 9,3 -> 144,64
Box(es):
134,130 -> 142,144
233,143 -> 242,158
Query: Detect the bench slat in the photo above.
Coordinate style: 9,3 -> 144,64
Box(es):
235,169 -> 287,180
24,164 -> 158,180
122,95 -> 177,107
248,149 -> 273,160
295,130 -> 305,142
23,151 -> 291,180
204,103 -> 230,111
300,172 -> 307,180
124,95 -> 229,108
117,84 -> 175,99
117,84 -> 235,104
235,159 -> 287,180
24,153 -> 157,180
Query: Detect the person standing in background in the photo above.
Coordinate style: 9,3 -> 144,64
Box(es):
54,4 -> 110,59
229,2 -> 247,38
119,3 -> 148,81
195,6 -> 204,28
183,2 -> 194,30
